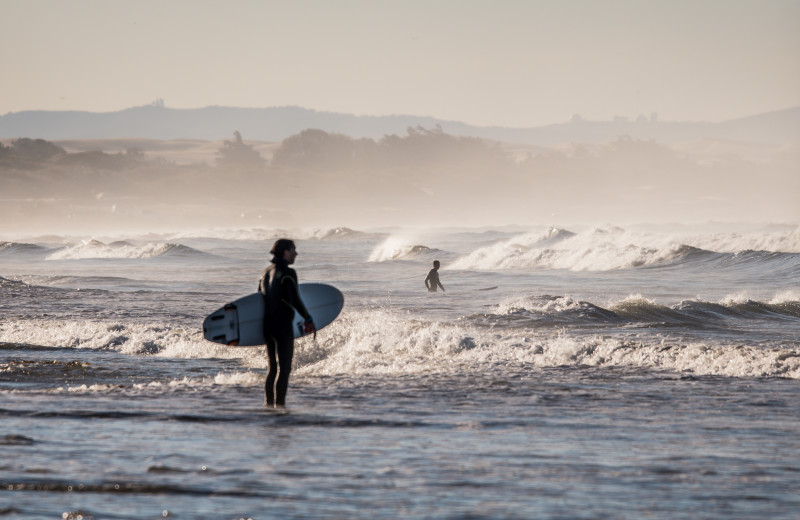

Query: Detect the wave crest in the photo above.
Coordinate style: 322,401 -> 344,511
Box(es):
293,308 -> 800,379
450,226 -> 800,271
483,292 -> 800,327
46,240 -> 207,260
0,242 -> 47,256
3,305 -> 799,382
312,227 -> 366,240
368,235 -> 441,262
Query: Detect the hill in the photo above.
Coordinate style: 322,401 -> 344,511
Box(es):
1,104 -> 798,145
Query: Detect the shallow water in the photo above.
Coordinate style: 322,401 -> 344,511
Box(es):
2,224 -> 799,518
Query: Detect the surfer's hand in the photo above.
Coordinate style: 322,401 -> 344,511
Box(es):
304,320 -> 317,339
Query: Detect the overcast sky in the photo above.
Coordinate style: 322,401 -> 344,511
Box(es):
2,0 -> 798,127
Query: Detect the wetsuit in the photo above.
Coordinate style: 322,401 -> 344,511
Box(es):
258,258 -> 312,406
425,268 -> 445,292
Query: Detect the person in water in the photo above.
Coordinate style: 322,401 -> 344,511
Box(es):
425,260 -> 446,292
258,239 -> 315,407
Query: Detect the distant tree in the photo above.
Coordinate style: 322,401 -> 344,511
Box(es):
216,131 -> 265,169
11,138 -> 66,160
270,126 -> 509,173
59,150 -> 131,170
125,147 -> 146,161
607,135 -> 674,160
271,129 -> 374,170
378,126 -> 508,169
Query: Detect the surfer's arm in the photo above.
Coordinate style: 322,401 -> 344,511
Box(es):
282,276 -> 316,338
281,275 -> 313,322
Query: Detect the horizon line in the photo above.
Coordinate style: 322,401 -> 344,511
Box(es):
3,103 -> 799,129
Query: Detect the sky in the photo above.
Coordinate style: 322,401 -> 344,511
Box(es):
2,0 -> 799,128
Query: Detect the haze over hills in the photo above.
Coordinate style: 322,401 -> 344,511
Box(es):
1,102 -> 798,234
1,103 -> 798,145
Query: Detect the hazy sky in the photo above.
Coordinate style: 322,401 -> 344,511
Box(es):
2,0 -> 798,127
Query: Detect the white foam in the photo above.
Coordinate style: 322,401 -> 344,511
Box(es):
368,235 -> 429,262
494,294 -> 585,315
450,227 -> 673,271
162,226 -> 367,242
293,308 -> 800,379
718,292 -> 754,306
449,225 -> 800,271
37,371 -> 263,396
686,225 -> 800,253
212,371 -> 263,386
0,319 -> 232,359
46,240 -> 193,260
65,383 -> 121,394
770,289 -> 800,304
3,309 -> 797,382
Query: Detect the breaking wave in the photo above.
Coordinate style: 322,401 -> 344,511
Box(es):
0,242 -> 48,256
486,293 -> 800,326
164,226 -> 371,242
294,308 -> 800,379
2,299 -> 799,383
311,227 -> 368,240
368,235 -> 443,262
450,226 -> 800,272
653,245 -> 800,277
45,240 -> 209,260
0,276 -> 28,290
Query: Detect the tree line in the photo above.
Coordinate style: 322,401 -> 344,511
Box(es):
0,138 -> 146,171
1,128 -> 704,186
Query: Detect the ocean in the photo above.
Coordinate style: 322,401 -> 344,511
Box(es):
1,224 -> 799,519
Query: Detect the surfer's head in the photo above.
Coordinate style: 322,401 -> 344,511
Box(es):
271,239 -> 297,264
433,260 -> 440,269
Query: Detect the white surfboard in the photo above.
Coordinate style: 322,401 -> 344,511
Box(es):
203,283 -> 344,347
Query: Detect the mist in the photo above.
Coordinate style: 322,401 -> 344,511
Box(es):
1,122 -> 798,238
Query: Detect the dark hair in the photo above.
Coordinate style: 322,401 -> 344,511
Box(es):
433,260 -> 440,268
270,239 -> 295,260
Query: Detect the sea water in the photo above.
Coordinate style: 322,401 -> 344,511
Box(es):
1,224 -> 799,519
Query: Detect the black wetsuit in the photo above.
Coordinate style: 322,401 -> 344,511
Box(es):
425,268 -> 444,292
258,258 -> 312,406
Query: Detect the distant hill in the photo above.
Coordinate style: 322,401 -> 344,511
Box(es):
1,104 -> 798,145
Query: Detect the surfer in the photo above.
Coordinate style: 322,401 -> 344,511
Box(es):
425,260 -> 446,292
258,239 -> 316,407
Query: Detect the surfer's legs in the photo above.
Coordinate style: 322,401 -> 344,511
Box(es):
264,335 -> 278,406
264,330 -> 293,407
274,334 -> 294,406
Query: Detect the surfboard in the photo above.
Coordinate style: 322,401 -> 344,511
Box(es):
202,283 -> 344,347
